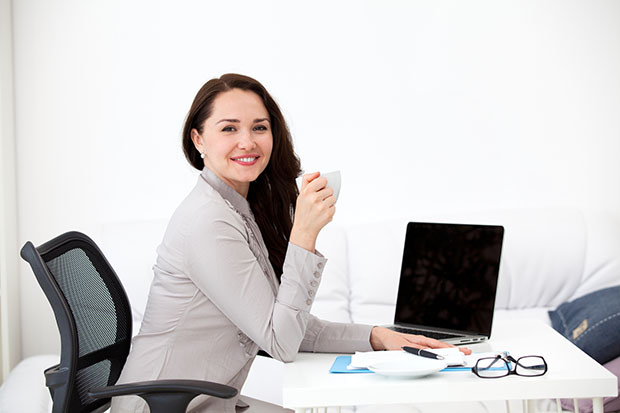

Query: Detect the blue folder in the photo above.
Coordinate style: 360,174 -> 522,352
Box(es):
330,355 -> 372,373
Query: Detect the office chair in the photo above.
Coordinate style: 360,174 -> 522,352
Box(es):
21,231 -> 237,413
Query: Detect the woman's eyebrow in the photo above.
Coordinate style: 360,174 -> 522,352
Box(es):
215,118 -> 270,124
216,118 -> 240,124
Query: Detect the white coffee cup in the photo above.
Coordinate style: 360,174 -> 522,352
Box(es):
321,170 -> 341,202
296,170 -> 341,202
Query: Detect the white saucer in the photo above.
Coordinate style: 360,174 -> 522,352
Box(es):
368,358 -> 447,378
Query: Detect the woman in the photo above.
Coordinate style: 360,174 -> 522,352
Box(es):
112,74 -> 465,412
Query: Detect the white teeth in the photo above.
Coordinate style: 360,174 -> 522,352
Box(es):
235,157 -> 256,162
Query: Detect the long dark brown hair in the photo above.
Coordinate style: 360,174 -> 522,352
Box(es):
182,74 -> 301,280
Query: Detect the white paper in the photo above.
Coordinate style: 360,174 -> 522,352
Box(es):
424,348 -> 466,366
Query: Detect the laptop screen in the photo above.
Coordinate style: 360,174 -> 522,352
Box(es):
394,222 -> 504,336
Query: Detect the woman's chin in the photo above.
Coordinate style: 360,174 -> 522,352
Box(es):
235,167 -> 266,182
231,173 -> 259,186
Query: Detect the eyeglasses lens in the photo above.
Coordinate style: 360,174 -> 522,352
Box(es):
476,357 -> 509,378
515,356 -> 546,376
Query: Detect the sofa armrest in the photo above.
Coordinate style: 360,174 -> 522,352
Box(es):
0,355 -> 59,413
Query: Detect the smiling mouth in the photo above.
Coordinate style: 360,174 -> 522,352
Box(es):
231,156 -> 260,165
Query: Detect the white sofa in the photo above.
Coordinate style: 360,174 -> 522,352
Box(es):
2,208 -> 619,412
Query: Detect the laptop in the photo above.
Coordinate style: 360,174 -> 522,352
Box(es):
387,222 -> 504,345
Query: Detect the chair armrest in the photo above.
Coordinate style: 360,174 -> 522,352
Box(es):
88,379 -> 237,413
89,379 -> 237,399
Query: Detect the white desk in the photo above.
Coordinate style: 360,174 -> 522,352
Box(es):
283,319 -> 618,413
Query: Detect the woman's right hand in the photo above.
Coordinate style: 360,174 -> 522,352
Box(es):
289,172 -> 336,253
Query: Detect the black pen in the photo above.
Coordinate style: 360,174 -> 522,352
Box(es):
402,346 -> 445,360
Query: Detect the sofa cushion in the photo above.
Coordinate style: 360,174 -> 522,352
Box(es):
572,211 -> 620,299
346,219 -> 408,324
493,308 -> 552,325
482,208 -> 586,310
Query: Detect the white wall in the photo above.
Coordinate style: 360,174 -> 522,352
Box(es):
0,0 -> 21,378
11,0 -> 620,358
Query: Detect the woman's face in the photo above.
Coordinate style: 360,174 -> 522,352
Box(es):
192,88 -> 273,197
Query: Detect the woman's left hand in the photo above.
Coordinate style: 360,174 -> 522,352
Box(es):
369,326 -> 472,355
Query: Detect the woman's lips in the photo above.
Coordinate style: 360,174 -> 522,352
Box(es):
231,155 -> 259,166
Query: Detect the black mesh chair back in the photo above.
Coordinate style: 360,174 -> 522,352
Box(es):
21,231 -> 132,413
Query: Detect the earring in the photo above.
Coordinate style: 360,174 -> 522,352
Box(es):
200,153 -> 205,159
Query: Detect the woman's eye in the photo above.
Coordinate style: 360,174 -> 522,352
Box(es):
222,126 -> 236,132
254,125 -> 268,131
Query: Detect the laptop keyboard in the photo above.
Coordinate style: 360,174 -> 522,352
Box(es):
391,326 -> 465,340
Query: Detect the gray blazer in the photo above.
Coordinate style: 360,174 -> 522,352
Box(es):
111,169 -> 373,413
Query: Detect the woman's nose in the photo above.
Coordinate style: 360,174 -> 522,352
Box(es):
237,130 -> 256,150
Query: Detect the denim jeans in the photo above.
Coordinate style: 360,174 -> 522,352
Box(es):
548,285 -> 620,365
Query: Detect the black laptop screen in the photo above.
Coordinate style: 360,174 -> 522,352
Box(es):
394,222 -> 504,336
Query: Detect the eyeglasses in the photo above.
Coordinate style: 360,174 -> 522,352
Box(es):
472,354 -> 547,378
